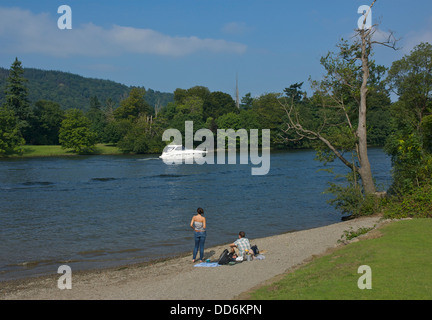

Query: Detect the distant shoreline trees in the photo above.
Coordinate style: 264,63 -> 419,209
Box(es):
0,57 -> 397,157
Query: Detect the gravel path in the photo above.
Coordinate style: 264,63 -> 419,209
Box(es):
1,215 -> 383,300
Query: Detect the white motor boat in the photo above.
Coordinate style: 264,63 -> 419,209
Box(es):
159,145 -> 207,161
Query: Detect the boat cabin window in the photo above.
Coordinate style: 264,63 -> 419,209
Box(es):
163,145 -> 185,153
163,146 -> 175,153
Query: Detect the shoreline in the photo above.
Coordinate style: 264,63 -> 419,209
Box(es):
0,144 -> 130,159
0,222 -> 328,284
0,215 -> 385,300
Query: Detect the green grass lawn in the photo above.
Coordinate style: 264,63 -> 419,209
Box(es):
249,218 -> 432,300
19,144 -> 124,157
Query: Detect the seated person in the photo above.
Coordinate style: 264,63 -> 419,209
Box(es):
229,231 -> 252,259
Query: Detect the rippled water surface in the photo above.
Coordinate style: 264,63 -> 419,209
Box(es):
0,148 -> 392,281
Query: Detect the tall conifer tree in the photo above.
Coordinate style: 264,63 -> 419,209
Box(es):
3,57 -> 32,142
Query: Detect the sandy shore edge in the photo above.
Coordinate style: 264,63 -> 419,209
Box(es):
0,215 -> 386,300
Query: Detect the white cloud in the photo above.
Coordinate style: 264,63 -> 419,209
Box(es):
0,7 -> 247,57
371,28 -> 394,44
402,30 -> 432,54
379,15 -> 432,54
110,25 -> 247,56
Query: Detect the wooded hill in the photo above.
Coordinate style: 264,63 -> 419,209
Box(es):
0,67 -> 173,110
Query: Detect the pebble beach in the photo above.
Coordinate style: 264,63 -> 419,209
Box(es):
0,215 -> 383,300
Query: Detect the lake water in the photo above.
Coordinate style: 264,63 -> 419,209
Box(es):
0,148 -> 392,281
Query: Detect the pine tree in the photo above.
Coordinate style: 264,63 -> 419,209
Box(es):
3,57 -> 32,142
0,106 -> 25,155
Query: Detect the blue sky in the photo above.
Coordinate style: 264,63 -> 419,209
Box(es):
1,0 -> 431,99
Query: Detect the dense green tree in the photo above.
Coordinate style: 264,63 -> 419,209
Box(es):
421,115 -> 432,153
385,131 -> 431,195
365,91 -> 392,146
103,118 -> 132,144
284,82 -> 305,103
238,109 -> 260,131
86,96 -> 108,142
30,100 -> 65,145
216,112 -> 242,130
59,108 -> 97,153
203,91 -> 237,120
0,106 -> 25,155
173,88 -> 188,104
102,120 -> 123,144
386,42 -> 432,130
176,96 -> 204,116
112,88 -> 168,153
384,42 -> 432,195
160,88 -> 209,138
168,95 -> 206,138
204,116 -> 217,133
170,112 -> 204,138
113,87 -> 152,121
145,88 -> 175,113
170,86 -> 211,135
117,115 -> 165,154
3,58 -> 33,142
251,93 -> 286,145
240,93 -> 254,110
174,86 -> 210,105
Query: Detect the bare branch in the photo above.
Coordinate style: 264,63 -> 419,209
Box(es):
279,97 -> 359,172
370,29 -> 400,50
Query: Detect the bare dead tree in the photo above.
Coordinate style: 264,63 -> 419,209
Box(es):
281,0 -> 398,195
356,0 -> 398,194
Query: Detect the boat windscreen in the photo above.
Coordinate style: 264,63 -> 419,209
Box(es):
163,146 -> 175,152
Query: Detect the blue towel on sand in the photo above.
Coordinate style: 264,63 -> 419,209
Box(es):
194,262 -> 220,267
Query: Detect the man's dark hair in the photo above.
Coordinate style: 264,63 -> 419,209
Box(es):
239,231 -> 245,238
